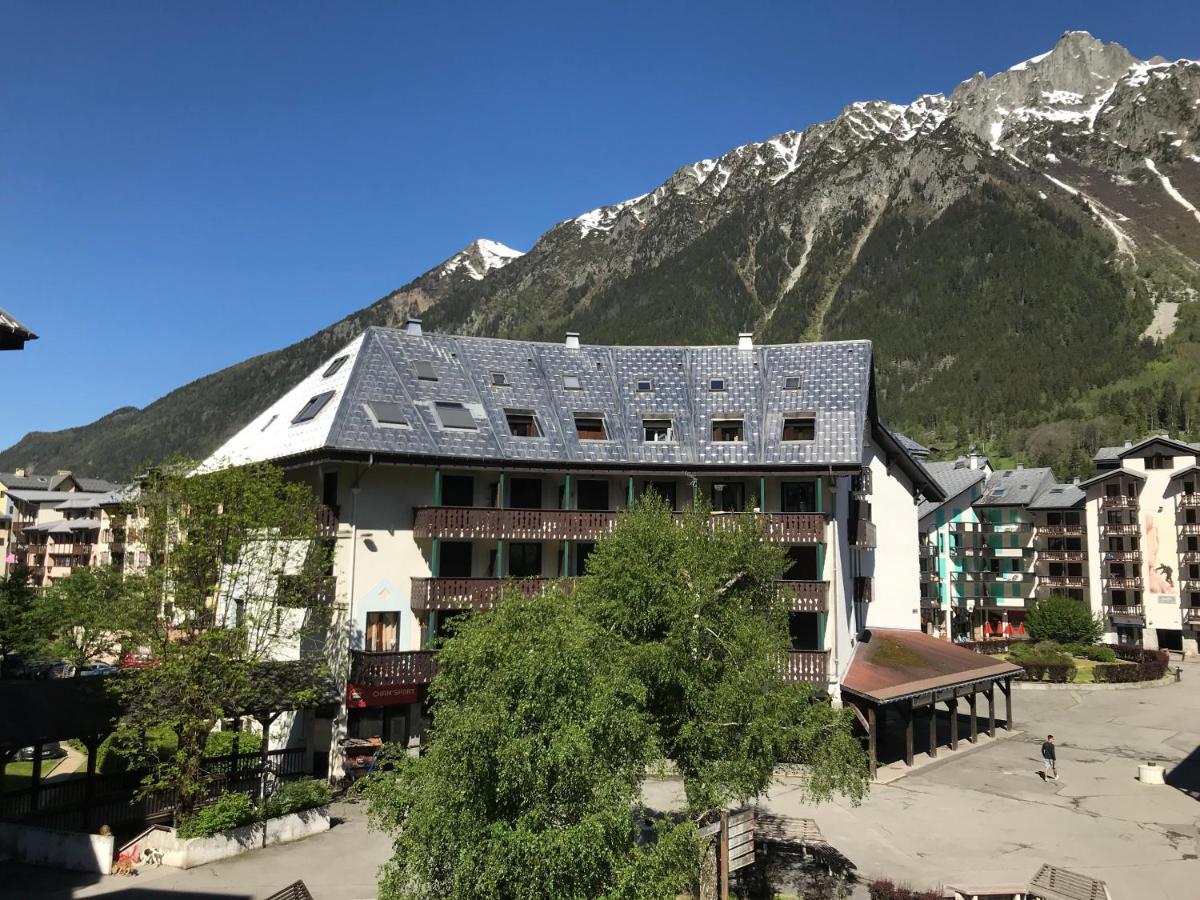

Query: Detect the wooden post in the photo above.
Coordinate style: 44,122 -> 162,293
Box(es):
967,691 -> 978,744
82,733 -> 101,831
947,691 -> 959,750
257,713 -> 277,800
1003,677 -> 1013,730
30,741 -> 43,811
927,702 -> 937,758
986,684 -> 996,738
867,705 -> 877,781
904,702 -> 914,767
719,809 -> 730,900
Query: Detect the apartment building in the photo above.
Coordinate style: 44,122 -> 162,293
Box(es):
198,323 -> 1049,775
1,469 -> 139,586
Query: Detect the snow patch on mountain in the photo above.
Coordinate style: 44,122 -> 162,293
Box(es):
1145,158 -> 1200,224
439,239 -> 524,280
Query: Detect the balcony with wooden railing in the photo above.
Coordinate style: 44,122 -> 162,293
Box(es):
349,650 -> 437,688
1100,522 -> 1139,536
1036,550 -> 1087,562
854,575 -> 873,603
851,519 -> 877,549
1103,575 -> 1143,590
1179,493 -> 1200,508
1036,524 -> 1086,537
1179,523 -> 1200,537
1101,549 -> 1142,563
316,505 -> 339,538
412,507 -> 827,544
784,649 -> 828,684
1181,550 -> 1200,564
1038,575 -> 1088,590
1101,495 -> 1139,510
409,576 -> 830,613
1179,579 -> 1200,593
1184,606 -> 1200,623
1103,603 -> 1144,619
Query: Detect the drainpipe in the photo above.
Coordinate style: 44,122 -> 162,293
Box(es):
828,474 -> 841,707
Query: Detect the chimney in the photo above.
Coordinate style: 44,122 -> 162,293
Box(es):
1073,476 -> 1081,485
13,467 -> 24,477
1124,440 -> 1132,449
565,332 -> 581,350
402,318 -> 423,336
968,444 -> 980,470
1016,464 -> 1024,470
738,332 -> 754,351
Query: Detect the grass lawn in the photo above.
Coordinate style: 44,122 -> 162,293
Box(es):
1,757 -> 64,792
990,654 -> 1134,684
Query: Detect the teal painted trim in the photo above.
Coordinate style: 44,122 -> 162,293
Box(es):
759,477 -> 766,511
433,470 -> 442,506
817,613 -> 826,649
627,476 -> 634,506
427,610 -> 438,648
817,542 -> 825,579
498,473 -> 507,508
562,540 -> 569,576
431,539 -> 440,577
563,474 -> 571,510
496,540 -> 504,577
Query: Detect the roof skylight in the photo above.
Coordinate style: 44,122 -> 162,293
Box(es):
292,391 -> 335,424
412,360 -> 438,381
323,356 -> 349,378
365,401 -> 409,428
562,374 -> 581,390
434,401 -> 476,430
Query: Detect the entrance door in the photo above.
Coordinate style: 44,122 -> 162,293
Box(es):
1157,628 -> 1183,652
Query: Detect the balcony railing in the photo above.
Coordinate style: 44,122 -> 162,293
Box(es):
1100,523 -> 1139,536
1104,604 -> 1144,618
851,519 -> 877,549
349,650 -> 437,688
1184,607 -> 1200,623
784,649 -> 828,684
1101,550 -> 1141,562
1037,550 -> 1087,562
1101,495 -> 1139,509
1179,523 -> 1200,536
1179,494 -> 1200,508
412,507 -> 827,544
1036,525 -> 1086,536
1039,575 -> 1088,589
1180,579 -> 1200,593
854,576 -> 873,603
1181,550 -> 1200,564
953,545 -> 994,557
919,543 -> 939,557
409,576 -> 830,613
1103,576 -> 1143,590
317,505 -> 339,538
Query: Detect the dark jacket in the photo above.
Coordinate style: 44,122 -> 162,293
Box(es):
1041,741 -> 1056,761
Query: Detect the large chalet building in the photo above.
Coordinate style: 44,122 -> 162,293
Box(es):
205,322 -> 1029,779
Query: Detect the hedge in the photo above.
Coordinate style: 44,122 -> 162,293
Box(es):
1018,661 -> 1077,683
867,879 -> 943,900
1093,647 -> 1169,683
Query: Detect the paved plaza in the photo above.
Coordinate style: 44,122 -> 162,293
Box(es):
4,663 -> 1200,899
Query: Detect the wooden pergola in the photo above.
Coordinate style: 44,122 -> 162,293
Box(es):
838,628 -> 1023,780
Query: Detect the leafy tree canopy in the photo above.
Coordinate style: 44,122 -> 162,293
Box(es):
1026,595 -> 1105,645
0,569 -> 42,677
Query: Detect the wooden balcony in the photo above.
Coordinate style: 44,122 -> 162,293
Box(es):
851,519 -> 877,549
1036,525 -> 1085,537
1037,550 -> 1087,562
775,580 -> 829,613
784,649 -> 828,685
1184,607 -> 1200,623
1102,550 -> 1141,563
411,576 -> 575,611
1101,495 -> 1139,510
1180,579 -> 1200,593
1179,523 -> 1200,536
1181,550 -> 1200,564
1099,523 -> 1139,536
1039,575 -> 1087,589
1103,576 -> 1143,590
918,543 -> 939,558
1179,494 -> 1200,508
317,505 -> 339,539
854,575 -> 873,603
412,507 -> 826,544
349,650 -> 436,688
1104,604 -> 1144,619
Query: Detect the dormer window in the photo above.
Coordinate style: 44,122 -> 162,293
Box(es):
1146,454 -> 1174,470
712,418 -> 744,442
783,375 -> 801,390
643,418 -> 674,442
562,374 -> 581,391
505,409 -> 542,438
323,355 -> 349,378
491,371 -> 510,387
636,378 -> 653,392
292,391 -> 335,424
709,377 -> 726,392
782,414 -> 816,442
411,360 -> 438,381
574,414 -> 607,441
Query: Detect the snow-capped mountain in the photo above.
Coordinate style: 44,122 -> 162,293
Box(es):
6,31 -> 1200,478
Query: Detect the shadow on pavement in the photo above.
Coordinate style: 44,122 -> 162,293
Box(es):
0,864 -> 249,900
1166,741 -> 1200,801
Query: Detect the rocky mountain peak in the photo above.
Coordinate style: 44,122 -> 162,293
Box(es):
438,239 -> 524,281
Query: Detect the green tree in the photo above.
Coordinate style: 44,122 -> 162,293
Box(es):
0,568 -> 42,677
575,496 -> 869,813
39,567 -> 157,668
111,459 -> 333,820
1026,595 -> 1105,645
360,590 -> 700,900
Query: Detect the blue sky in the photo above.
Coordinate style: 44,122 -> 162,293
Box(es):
2,1 -> 1197,453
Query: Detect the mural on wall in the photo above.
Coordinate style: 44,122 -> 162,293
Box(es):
1145,511 -> 1178,603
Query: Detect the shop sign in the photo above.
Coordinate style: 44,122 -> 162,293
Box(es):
347,682 -> 418,708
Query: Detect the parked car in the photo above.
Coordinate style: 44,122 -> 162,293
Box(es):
78,663 -> 119,677
17,742 -> 67,761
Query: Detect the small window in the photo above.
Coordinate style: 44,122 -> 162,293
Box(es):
709,377 -> 726,392
491,371 -> 510,387
782,415 -> 816,442
434,401 -> 477,430
505,409 -> 542,438
712,418 -> 744,442
562,374 -> 581,390
575,414 -> 607,441
260,414 -> 278,432
783,375 -> 801,390
292,391 -> 335,424
636,378 -> 653,392
323,355 -> 349,378
365,401 -> 409,428
643,418 -> 674,442
412,360 -> 438,381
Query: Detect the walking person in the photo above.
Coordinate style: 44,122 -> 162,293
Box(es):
1041,734 -> 1057,781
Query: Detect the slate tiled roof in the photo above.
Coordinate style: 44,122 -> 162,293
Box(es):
916,459 -> 987,518
1027,482 -> 1086,510
1094,436 -> 1200,464
0,308 -> 36,350
208,327 -> 879,470
0,472 -> 58,490
976,467 -> 1057,507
